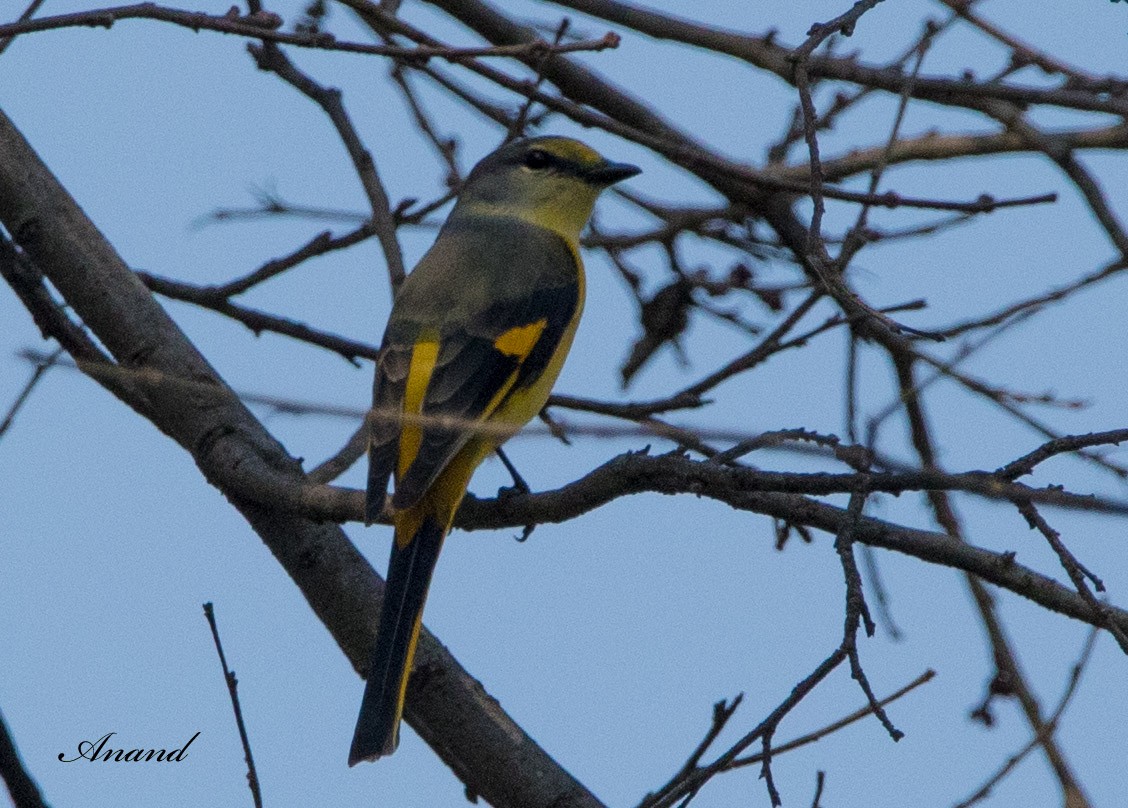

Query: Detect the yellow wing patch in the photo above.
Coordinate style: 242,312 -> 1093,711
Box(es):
398,338 -> 439,479
494,319 -> 547,361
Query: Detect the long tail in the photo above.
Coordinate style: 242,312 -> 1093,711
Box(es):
348,515 -> 446,765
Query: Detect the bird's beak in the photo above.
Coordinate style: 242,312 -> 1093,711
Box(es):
585,160 -> 641,186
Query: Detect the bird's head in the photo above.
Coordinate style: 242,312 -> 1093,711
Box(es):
452,136 -> 640,241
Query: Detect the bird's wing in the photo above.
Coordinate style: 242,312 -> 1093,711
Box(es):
366,218 -> 580,518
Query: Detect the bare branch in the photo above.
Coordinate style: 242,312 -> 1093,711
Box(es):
0,708 -> 50,808
0,3 -> 621,61
998,429 -> 1128,481
0,0 -> 46,56
1013,501 -> 1128,654
247,40 -> 407,289
0,345 -> 61,440
203,603 -> 264,808
730,669 -> 935,770
544,0 -> 1128,116
954,628 -> 1099,808
210,223 -> 377,298
137,270 -> 380,363
891,353 -> 1093,807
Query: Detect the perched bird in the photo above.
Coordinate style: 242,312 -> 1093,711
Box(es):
349,136 -> 640,765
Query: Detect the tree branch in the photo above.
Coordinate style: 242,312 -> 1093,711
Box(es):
0,709 -> 50,808
0,104 -> 604,808
0,3 -> 621,61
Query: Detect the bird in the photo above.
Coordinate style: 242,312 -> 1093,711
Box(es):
348,136 -> 640,765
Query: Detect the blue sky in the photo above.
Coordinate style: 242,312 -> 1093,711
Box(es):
2,1 -> 1127,807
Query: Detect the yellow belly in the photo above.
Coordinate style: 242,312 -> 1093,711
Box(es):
395,247 -> 586,541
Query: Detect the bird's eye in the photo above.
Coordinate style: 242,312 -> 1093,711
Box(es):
523,149 -> 552,170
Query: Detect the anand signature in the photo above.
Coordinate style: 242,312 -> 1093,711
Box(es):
58,731 -> 200,763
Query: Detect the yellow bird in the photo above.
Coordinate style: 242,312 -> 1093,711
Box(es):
349,136 -> 640,764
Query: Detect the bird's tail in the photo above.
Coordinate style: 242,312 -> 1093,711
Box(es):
348,514 -> 446,765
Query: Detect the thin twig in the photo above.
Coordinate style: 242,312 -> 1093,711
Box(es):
389,65 -> 461,184
137,270 -> 380,363
953,627 -> 1099,808
998,429 -> 1128,481
939,0 -> 1096,85
834,485 -> 904,741
1012,501 -> 1128,654
506,17 -> 571,140
0,0 -> 47,55
639,695 -> 744,808
308,422 -> 369,484
729,669 -> 934,770
859,543 -> 903,640
836,19 -> 934,268
809,771 -> 826,808
891,353 -> 1093,807
639,648 -> 848,808
247,40 -> 407,289
914,346 -> 1128,480
202,603 -> 263,808
210,223 -> 377,298
0,345 -> 62,440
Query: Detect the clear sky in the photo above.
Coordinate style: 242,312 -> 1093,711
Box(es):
2,1 -> 1127,807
